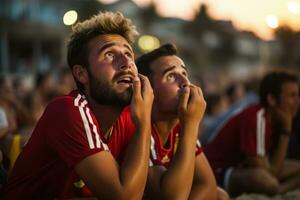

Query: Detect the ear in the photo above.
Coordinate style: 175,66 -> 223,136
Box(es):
266,94 -> 276,107
73,64 -> 88,85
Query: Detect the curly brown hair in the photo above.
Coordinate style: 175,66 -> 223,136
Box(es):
67,11 -> 139,91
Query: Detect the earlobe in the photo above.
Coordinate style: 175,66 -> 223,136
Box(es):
73,64 -> 88,85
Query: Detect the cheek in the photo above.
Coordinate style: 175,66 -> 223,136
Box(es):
154,86 -> 179,104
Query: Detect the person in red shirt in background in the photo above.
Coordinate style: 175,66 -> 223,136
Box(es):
205,71 -> 300,197
136,43 -> 229,200
1,11 -> 154,199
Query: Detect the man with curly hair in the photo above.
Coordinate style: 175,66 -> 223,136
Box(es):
1,12 -> 153,199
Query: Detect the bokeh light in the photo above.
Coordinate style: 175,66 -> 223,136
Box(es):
63,10 -> 78,26
265,15 -> 279,29
288,1 -> 300,14
138,35 -> 160,52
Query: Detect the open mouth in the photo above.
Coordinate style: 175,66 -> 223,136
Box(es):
116,76 -> 134,85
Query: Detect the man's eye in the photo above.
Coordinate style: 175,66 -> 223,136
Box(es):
166,74 -> 175,81
125,52 -> 133,58
104,52 -> 114,60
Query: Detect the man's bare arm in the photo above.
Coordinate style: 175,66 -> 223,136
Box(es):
145,85 -> 206,199
188,154 -> 217,200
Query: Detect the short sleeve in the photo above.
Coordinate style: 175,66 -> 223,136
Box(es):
43,97 -> 109,168
240,108 -> 266,157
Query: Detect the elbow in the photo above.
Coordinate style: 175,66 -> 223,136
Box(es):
206,182 -> 218,200
195,179 -> 218,200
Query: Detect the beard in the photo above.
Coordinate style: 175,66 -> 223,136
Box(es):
89,72 -> 132,107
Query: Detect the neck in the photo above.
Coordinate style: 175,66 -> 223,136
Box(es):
152,108 -> 179,146
87,96 -> 124,135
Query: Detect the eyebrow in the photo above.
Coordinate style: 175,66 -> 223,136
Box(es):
98,42 -> 133,55
162,65 -> 188,75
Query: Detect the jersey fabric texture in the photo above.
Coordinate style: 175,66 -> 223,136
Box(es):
149,123 -> 203,168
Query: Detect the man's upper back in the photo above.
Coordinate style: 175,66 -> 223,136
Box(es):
204,104 -> 272,170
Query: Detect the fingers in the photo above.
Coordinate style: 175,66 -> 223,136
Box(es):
138,74 -> 152,99
197,86 -> 204,99
187,84 -> 205,109
132,76 -> 141,100
178,85 -> 190,111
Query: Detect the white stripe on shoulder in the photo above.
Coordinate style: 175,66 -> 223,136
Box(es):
85,107 -> 101,148
74,94 -> 95,149
256,108 -> 266,156
80,99 -> 88,107
74,94 -> 82,106
150,135 -> 157,160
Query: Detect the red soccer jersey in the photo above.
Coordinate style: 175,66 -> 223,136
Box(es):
204,104 -> 272,174
1,90 -> 135,199
149,123 -> 203,168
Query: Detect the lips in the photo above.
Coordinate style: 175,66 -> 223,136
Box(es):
117,75 -> 133,84
116,75 -> 134,84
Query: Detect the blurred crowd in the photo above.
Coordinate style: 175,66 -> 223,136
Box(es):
0,68 -> 76,186
200,73 -> 300,159
0,65 -> 299,197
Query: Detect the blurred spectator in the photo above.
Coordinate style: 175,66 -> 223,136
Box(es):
225,83 -> 246,107
200,82 -> 258,145
0,76 -> 18,139
57,68 -> 76,95
0,75 -> 32,185
200,93 -> 229,144
12,75 -> 33,107
31,72 -> 59,123
204,71 -> 300,197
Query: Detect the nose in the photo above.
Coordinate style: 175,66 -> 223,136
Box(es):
117,53 -> 134,71
179,76 -> 190,89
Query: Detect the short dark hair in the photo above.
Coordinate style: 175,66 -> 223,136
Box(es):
259,71 -> 298,107
135,43 -> 177,79
67,11 -> 138,91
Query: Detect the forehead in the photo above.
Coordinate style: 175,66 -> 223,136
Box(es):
150,55 -> 185,74
87,34 -> 132,52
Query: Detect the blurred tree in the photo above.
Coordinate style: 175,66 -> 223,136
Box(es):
274,26 -> 300,68
183,4 -> 236,69
139,3 -> 158,33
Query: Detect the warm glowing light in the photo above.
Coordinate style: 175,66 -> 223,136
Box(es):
63,10 -> 78,26
265,15 -> 279,29
288,1 -> 300,14
97,0 -> 119,4
138,35 -> 160,52
133,0 -> 300,40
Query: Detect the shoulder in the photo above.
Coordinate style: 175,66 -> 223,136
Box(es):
238,104 -> 265,122
44,91 -> 88,121
49,90 -> 85,109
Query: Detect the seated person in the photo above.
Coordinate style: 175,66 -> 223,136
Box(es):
136,43 -> 229,200
205,70 -> 300,197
